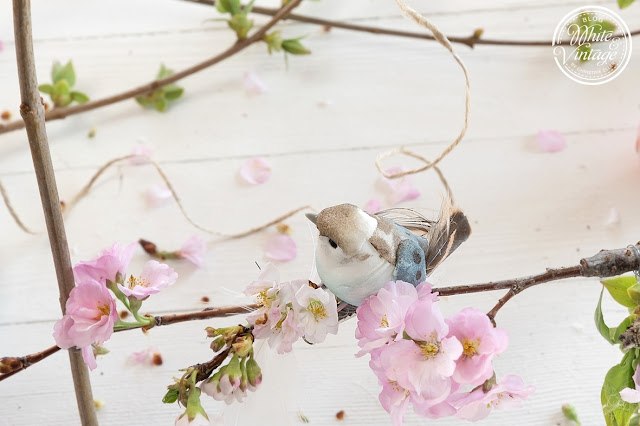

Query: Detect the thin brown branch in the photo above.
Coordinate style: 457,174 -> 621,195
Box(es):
2,243 -> 638,382
12,0 -> 99,424
185,0 -> 640,48
0,304 -> 258,382
0,0 -> 303,136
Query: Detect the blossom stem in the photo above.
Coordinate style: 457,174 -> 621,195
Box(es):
2,243 -> 638,382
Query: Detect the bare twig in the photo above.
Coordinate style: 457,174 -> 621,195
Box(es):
184,0 -> 640,48
2,243 -> 638,382
11,0 -> 98,423
0,0 -> 303,136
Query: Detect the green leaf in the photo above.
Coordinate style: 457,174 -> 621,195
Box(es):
629,283 -> 640,306
614,316 -> 637,342
162,388 -> 179,404
163,86 -> 184,101
54,79 -> 71,96
153,97 -> 168,112
602,351 -> 638,425
216,0 -> 241,14
38,84 -> 54,94
618,0 -> 636,8
51,61 -> 76,87
156,63 -> 174,80
70,91 -> 90,103
596,288 -> 618,344
282,38 -> 311,55
135,96 -> 153,107
603,276 -> 639,308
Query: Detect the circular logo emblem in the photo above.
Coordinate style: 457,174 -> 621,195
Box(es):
552,6 -> 632,85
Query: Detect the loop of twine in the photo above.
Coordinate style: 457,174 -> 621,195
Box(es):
9,153 -> 313,239
376,0 -> 471,180
0,178 -> 37,234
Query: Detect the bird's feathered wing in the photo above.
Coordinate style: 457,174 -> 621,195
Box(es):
376,198 -> 471,274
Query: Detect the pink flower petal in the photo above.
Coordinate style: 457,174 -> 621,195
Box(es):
635,124 -> 640,156
240,157 -> 271,185
178,236 -> 206,267
364,198 -> 381,214
537,130 -> 566,153
606,207 -> 620,227
82,346 -> 98,371
145,184 -> 172,207
129,143 -> 152,165
243,71 -> 268,95
264,234 -> 297,262
382,167 -> 421,205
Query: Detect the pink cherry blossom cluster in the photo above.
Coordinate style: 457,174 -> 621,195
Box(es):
53,243 -> 177,370
244,264 -> 339,353
356,280 -> 534,425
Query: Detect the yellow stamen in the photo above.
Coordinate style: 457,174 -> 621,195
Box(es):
380,315 -> 389,328
462,338 -> 480,357
307,299 -> 327,321
257,289 -> 273,308
419,341 -> 440,359
127,275 -> 150,289
94,302 -> 110,320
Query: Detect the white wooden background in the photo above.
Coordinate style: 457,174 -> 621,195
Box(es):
1,0 -> 640,424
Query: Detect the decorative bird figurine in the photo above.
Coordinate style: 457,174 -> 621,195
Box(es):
306,199 -> 471,306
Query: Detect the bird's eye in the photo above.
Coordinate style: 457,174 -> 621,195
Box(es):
328,239 -> 338,249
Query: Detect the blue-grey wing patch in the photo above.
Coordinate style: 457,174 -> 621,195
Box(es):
395,238 -> 427,285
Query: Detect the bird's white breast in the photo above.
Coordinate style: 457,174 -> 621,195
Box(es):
316,239 -> 395,306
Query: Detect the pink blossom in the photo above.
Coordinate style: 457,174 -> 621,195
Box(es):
378,298 -> 462,404
129,346 -> 161,365
145,184 -> 172,207
175,413 -> 210,426
82,346 -> 98,370
364,198 -> 381,214
245,268 -> 305,353
416,281 -> 438,302
378,378 -> 411,426
73,242 -> 136,285
129,143 -> 152,164
243,71 -> 268,95
53,280 -> 118,370
264,234 -> 297,262
620,366 -> 640,403
454,375 -> 535,421
445,308 -> 508,386
295,284 -> 338,344
118,260 -> 177,299
382,167 -> 420,205
239,157 -> 271,185
412,398 -> 457,420
178,236 -> 206,267
537,130 -> 566,153
355,281 -> 418,356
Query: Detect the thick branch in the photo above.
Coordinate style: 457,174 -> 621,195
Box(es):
0,0 -> 302,136
185,0 -> 640,48
2,243 -> 638,382
12,0 -> 98,424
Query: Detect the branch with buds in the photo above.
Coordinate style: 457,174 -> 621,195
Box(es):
2,242 -> 638,381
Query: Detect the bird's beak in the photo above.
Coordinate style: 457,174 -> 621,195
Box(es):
305,213 -> 318,225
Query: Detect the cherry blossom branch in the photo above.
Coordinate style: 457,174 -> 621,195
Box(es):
0,0 -> 303,136
12,0 -> 99,423
184,0 -> 640,48
2,243 -> 638,382
0,304 -> 258,382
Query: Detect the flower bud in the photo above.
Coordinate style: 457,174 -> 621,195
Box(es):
210,337 -> 226,352
245,357 -> 262,389
232,334 -> 253,358
0,357 -> 23,374
224,354 -> 242,386
200,370 -> 222,398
